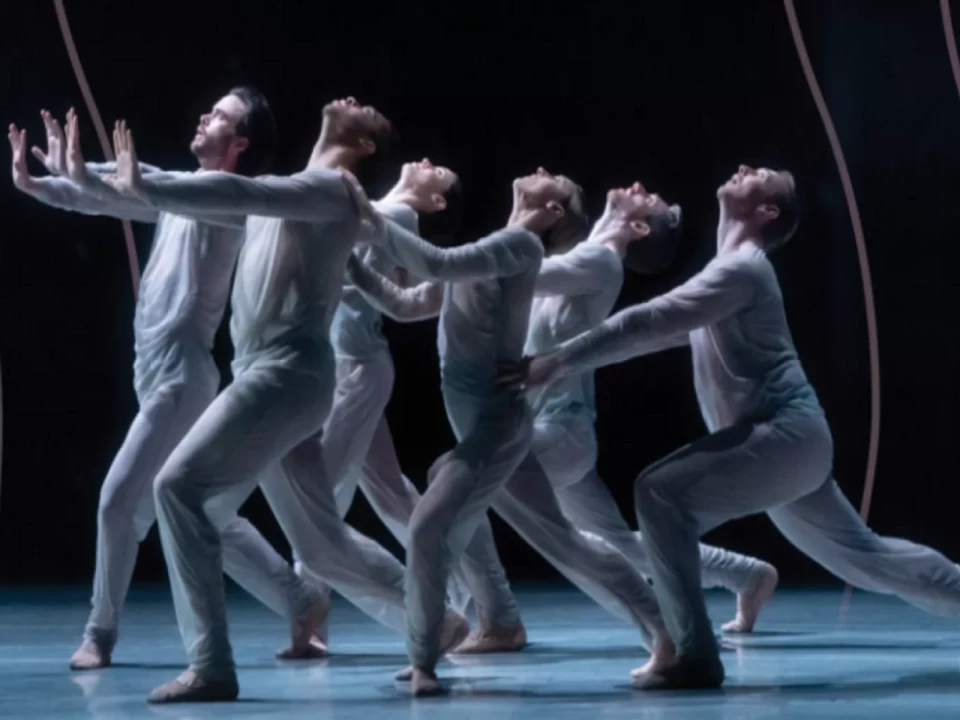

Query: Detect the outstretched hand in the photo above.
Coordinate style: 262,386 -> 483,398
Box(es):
526,353 -> 562,388
31,110 -> 67,176
496,353 -> 562,392
8,124 -> 36,192
64,107 -> 88,186
339,167 -> 385,236
495,356 -> 531,393
103,120 -> 144,199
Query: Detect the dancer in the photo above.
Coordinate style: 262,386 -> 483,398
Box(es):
517,165 -> 960,690
98,98 -> 467,703
326,160 -> 464,549
346,169 -> 670,695
457,183 -> 777,653
283,159 -> 477,655
8,90 -> 325,670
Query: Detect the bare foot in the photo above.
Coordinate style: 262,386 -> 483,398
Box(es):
70,639 -> 111,671
452,623 -> 527,654
630,633 -> 675,679
722,562 -> 778,634
410,667 -> 444,697
276,595 -> 331,659
395,611 -> 470,682
276,636 -> 328,660
146,669 -> 239,704
439,610 -> 471,654
632,654 -> 725,691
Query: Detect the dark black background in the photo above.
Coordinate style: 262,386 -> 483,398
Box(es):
1,0 -> 958,590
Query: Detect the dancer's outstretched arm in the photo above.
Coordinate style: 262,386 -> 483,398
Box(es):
534,243 -> 621,296
376,218 -> 543,282
81,171 -> 247,230
9,124 -> 159,223
14,112 -> 203,223
130,167 -> 355,222
28,176 -> 161,223
345,173 -> 544,282
86,161 -> 163,176
81,120 -> 356,223
346,253 -> 444,322
550,255 -> 757,379
13,118 -> 239,228
29,110 -> 165,179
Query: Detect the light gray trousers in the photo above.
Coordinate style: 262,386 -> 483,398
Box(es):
460,409 -> 770,635
457,412 -> 671,645
404,387 -> 534,670
152,356 -> 416,678
85,345 -> 316,653
298,353 -> 471,614
634,408 -> 960,665
558,468 -> 770,595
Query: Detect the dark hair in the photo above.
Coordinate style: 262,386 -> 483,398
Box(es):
761,171 -> 800,249
354,116 -> 399,192
417,175 -> 464,244
543,178 -> 590,253
229,85 -> 277,177
372,118 -> 397,160
624,205 -> 683,274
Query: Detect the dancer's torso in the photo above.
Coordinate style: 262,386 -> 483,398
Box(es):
331,203 -> 419,363
133,211 -> 243,399
690,245 -> 823,432
525,241 -> 623,422
438,232 -> 543,401
230,183 -> 359,377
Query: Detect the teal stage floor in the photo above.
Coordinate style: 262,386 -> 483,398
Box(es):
2,583 -> 959,718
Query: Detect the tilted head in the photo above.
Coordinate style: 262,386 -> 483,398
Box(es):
717,165 -> 799,249
599,183 -> 682,274
320,96 -> 394,158
390,158 -> 464,245
394,158 -> 459,213
512,167 -> 589,251
190,87 -> 276,176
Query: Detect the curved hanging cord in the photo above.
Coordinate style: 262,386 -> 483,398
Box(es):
942,1 -> 960,100
53,0 -> 140,298
781,0 -> 882,623
2,2 -> 145,518
0,352 -> 4,514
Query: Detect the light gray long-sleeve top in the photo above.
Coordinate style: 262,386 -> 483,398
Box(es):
347,219 -> 544,398
554,243 -> 823,432
525,240 -> 624,421
331,202 -> 420,362
128,168 -> 360,375
27,165 -> 245,397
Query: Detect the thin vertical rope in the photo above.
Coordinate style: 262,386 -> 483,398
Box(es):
781,0 -> 882,623
53,0 -> 140,298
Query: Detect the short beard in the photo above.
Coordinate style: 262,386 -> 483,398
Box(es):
190,135 -> 229,166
